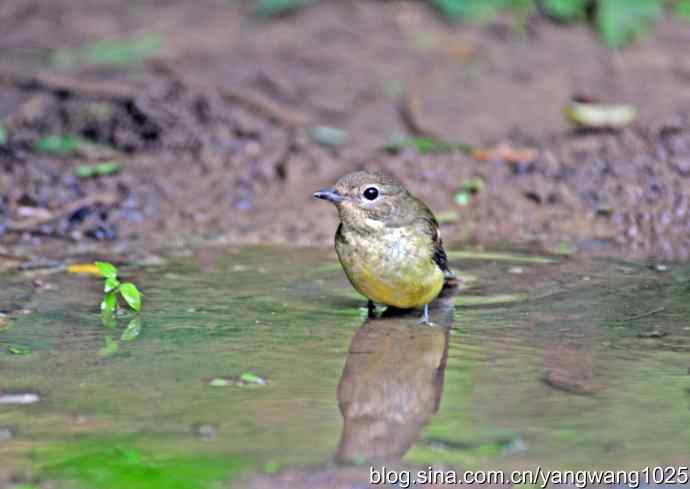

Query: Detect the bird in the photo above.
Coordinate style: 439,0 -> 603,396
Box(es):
313,170 -> 451,323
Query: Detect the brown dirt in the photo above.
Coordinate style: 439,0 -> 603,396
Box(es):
1,0 -> 690,262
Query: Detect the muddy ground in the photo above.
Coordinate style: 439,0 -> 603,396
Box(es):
1,0 -> 690,263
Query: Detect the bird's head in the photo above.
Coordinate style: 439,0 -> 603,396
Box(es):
313,170 -> 414,231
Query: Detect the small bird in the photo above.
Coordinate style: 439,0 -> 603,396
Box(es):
313,170 -> 451,323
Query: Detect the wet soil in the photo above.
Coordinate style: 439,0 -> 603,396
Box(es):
2,0 -> 690,262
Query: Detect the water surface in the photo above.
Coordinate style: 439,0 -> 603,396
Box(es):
1,247 -> 689,488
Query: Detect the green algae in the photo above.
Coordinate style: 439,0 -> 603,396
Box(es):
38,439 -> 247,489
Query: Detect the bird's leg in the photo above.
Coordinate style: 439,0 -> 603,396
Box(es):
367,300 -> 377,319
419,303 -> 433,325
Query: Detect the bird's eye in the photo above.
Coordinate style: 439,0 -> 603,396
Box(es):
363,187 -> 379,201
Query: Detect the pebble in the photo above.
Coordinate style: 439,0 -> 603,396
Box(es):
194,424 -> 217,440
0,393 -> 40,405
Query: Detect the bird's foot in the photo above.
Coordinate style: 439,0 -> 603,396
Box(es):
418,304 -> 435,325
367,300 -> 377,319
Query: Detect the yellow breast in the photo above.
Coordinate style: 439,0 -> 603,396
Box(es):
335,226 -> 444,309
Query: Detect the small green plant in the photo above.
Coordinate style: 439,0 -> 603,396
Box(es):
95,262 -> 143,354
383,137 -> 473,155
34,134 -> 85,154
74,161 -> 121,178
253,0 -> 690,47
95,262 -> 142,313
51,34 -> 163,68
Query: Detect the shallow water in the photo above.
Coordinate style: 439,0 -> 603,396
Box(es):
1,247 -> 689,488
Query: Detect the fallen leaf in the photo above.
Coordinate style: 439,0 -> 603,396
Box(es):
67,263 -> 102,275
565,99 -> 637,129
471,143 -> 538,164
7,344 -> 32,355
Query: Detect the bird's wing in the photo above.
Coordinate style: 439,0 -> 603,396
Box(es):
412,198 -> 453,275
428,218 -> 451,274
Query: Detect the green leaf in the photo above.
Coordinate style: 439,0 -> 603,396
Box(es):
454,191 -> 471,206
429,0 -> 508,21
540,0 -> 588,20
101,308 -> 117,329
262,461 -> 281,474
74,161 -> 121,178
51,35 -> 162,68
101,291 -> 117,313
673,0 -> 690,19
596,0 -> 663,47
0,126 -> 6,145
208,377 -> 231,387
254,0 -> 313,16
7,344 -> 32,355
121,317 -> 142,341
461,177 -> 485,193
95,261 -> 118,279
383,137 -> 473,155
238,372 -> 267,386
98,336 -> 119,357
119,282 -> 142,312
104,276 -> 120,293
34,134 -> 84,154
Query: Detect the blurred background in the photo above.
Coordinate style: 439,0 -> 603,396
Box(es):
2,3 -> 690,488
1,0 -> 690,260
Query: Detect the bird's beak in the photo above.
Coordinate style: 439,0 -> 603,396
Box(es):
313,187 -> 344,204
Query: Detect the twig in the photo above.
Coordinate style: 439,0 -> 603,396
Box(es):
0,68 -> 139,102
219,86 -> 309,128
5,193 -> 120,232
399,82 -> 442,140
617,307 -> 665,322
0,64 -> 310,127
151,59 -> 309,128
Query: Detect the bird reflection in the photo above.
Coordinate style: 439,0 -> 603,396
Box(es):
244,280 -> 459,489
336,279 -> 457,465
